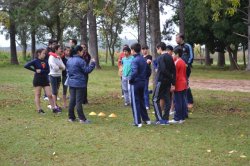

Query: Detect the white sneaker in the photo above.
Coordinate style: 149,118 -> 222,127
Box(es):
43,97 -> 49,101
57,97 -> 60,101
179,120 -> 185,124
47,105 -> 52,109
121,95 -> 124,98
145,121 -> 151,125
170,111 -> 175,116
146,107 -> 149,110
137,124 -> 142,128
169,119 -> 181,124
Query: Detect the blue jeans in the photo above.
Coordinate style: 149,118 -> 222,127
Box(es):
68,87 -> 86,121
174,90 -> 188,121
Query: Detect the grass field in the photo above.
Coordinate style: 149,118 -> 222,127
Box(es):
0,64 -> 250,166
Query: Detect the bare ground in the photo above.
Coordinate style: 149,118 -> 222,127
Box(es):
190,78 -> 250,92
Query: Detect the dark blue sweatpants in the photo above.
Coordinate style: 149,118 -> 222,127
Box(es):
174,90 -> 188,121
130,81 -> 150,125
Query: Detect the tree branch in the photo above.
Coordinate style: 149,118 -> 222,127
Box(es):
237,9 -> 248,17
233,32 -> 247,39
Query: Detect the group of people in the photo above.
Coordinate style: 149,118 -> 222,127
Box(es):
118,33 -> 194,127
24,39 -> 95,124
24,33 -> 194,127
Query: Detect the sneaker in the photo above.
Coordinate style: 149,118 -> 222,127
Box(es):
137,124 -> 142,128
79,119 -> 91,124
169,111 -> 175,116
68,119 -> 75,122
124,103 -> 130,106
169,119 -> 185,124
52,108 -> 60,114
144,120 -> 151,125
47,105 -> 52,109
121,95 -> 124,98
155,120 -> 169,125
146,106 -> 149,110
57,97 -> 60,101
38,109 -> 45,114
179,120 -> 185,124
43,97 -> 49,101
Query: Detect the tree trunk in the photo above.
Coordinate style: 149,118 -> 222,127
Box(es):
20,29 -> 27,60
247,0 -> 250,70
80,14 -> 88,44
139,0 -> 147,46
205,45 -> 211,66
31,29 -> 36,59
227,46 -> 239,70
56,15 -> 62,43
217,52 -> 225,67
105,38 -> 109,63
179,0 -> 185,34
9,3 -> 18,65
88,1 -> 101,69
148,0 -> 161,88
243,45 -> 246,68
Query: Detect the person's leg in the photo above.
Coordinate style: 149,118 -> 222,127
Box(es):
181,90 -> 188,120
76,88 -> 87,121
130,84 -> 142,125
49,76 -> 58,107
68,87 -> 76,120
44,86 -> 56,108
144,78 -> 150,109
139,82 -> 150,122
62,76 -> 68,108
173,91 -> 182,121
122,76 -> 129,105
162,87 -> 171,121
152,82 -> 163,121
34,86 -> 42,111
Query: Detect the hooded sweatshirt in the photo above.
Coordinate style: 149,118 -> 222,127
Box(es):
48,52 -> 65,77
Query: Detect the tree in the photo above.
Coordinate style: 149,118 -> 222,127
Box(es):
88,0 -> 101,69
139,0 -> 147,46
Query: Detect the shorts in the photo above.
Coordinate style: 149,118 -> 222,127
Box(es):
33,75 -> 50,87
49,75 -> 61,95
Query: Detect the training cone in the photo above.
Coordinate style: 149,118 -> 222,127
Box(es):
108,113 -> 117,118
98,112 -> 106,117
89,112 -> 97,116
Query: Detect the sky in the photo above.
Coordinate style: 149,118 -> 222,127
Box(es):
0,5 -> 177,48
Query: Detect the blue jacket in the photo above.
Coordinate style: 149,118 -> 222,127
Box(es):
66,55 -> 95,88
129,53 -> 150,84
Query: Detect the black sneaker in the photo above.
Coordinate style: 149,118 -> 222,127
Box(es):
38,109 -> 45,114
52,108 -> 60,113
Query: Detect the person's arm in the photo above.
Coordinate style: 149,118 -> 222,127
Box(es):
24,60 -> 36,72
186,43 -> 194,64
129,59 -> 138,83
48,57 -> 59,71
80,59 -> 96,74
58,58 -> 66,71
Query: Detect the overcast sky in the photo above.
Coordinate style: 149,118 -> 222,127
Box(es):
0,5 -> 177,48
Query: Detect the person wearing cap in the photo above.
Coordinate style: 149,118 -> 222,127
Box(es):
141,45 -> 152,110
121,46 -> 134,106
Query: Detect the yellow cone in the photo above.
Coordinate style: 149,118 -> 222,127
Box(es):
89,112 -> 97,116
98,112 -> 106,117
108,113 -> 117,118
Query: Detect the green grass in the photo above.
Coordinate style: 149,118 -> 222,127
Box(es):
0,65 -> 250,165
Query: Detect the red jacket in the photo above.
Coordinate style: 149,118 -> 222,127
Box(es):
118,52 -> 125,68
174,58 -> 187,91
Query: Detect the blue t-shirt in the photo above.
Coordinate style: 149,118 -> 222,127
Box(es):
122,56 -> 134,77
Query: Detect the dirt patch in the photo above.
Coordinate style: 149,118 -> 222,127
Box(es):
190,78 -> 250,92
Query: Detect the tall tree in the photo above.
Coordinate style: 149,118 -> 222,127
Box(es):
139,0 -> 147,46
148,0 -> 161,87
88,1 -> 101,69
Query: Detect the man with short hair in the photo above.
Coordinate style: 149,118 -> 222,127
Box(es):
129,43 -> 151,128
175,33 -> 194,115
153,42 -> 176,125
69,39 -> 78,57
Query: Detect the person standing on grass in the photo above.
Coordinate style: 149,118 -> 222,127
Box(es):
141,45 -> 152,110
61,46 -> 71,108
48,45 -> 65,112
129,43 -> 151,128
121,46 -> 134,106
43,39 -> 58,101
66,45 -> 96,124
24,48 -> 60,114
81,43 -> 92,104
152,42 -> 176,125
169,47 -> 187,124
175,33 -> 194,116
118,44 -> 129,98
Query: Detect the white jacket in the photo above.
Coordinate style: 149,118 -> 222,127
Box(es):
48,55 -> 65,77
